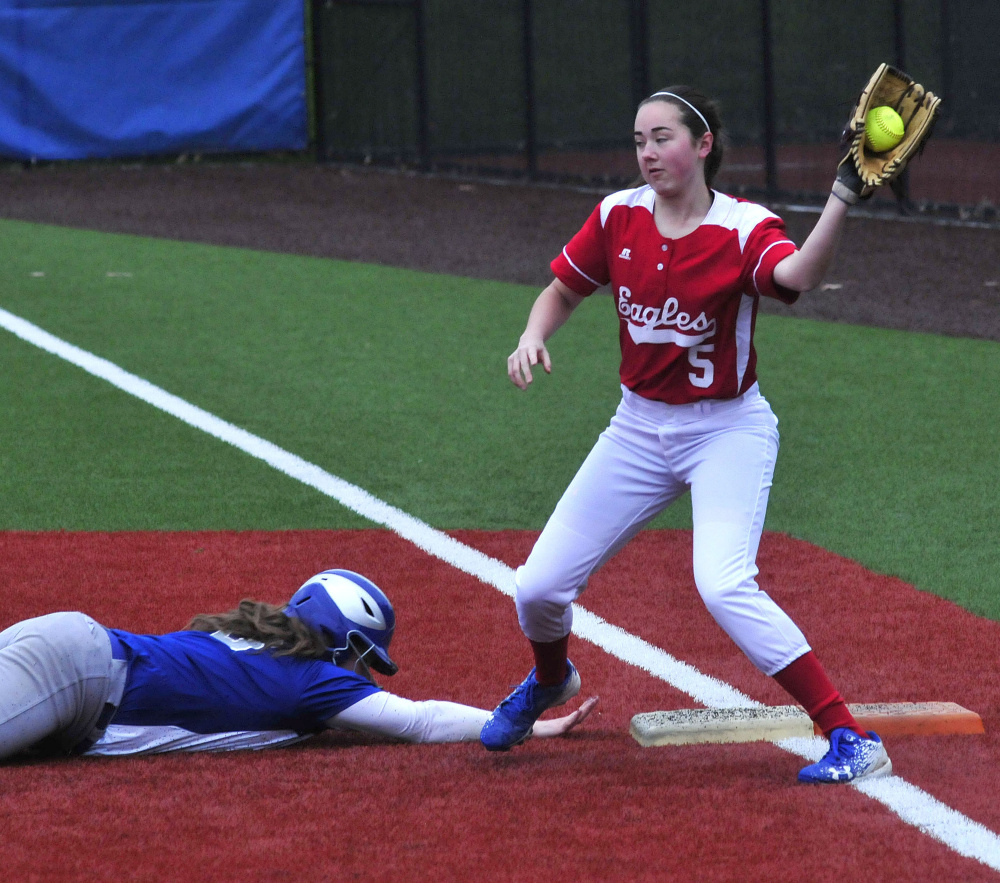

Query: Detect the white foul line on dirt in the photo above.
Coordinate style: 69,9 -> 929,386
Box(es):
2,304 -> 998,873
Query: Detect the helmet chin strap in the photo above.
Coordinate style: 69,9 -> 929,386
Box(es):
353,654 -> 374,683
348,640 -> 376,683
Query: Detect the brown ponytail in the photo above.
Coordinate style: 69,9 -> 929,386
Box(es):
186,599 -> 330,659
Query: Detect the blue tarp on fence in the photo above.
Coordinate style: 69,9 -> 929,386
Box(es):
0,0 -> 307,160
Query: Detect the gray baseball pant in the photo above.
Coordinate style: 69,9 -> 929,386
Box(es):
0,612 -> 128,759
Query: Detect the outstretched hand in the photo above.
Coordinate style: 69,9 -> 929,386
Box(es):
531,696 -> 599,738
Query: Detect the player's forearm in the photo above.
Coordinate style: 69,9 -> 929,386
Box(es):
521,280 -> 584,344
772,194 -> 849,292
328,692 -> 490,743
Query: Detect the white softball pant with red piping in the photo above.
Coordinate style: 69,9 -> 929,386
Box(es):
515,383 -> 811,676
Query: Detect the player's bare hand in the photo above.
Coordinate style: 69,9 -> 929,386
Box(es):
507,339 -> 552,390
532,696 -> 599,738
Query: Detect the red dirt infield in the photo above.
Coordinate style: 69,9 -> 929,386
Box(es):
0,529 -> 998,881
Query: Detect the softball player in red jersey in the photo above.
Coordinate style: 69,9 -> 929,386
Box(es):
480,86 -> 892,784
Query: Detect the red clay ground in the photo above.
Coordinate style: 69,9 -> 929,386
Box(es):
0,530 -> 997,881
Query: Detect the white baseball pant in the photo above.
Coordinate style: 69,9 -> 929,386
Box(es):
0,612 -> 128,758
515,383 -> 811,676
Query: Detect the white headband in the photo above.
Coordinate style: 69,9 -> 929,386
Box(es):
648,92 -> 711,135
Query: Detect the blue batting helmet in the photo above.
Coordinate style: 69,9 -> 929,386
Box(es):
285,569 -> 398,675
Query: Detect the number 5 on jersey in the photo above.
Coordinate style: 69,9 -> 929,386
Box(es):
688,343 -> 715,388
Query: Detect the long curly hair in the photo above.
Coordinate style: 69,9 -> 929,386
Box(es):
186,599 -> 330,659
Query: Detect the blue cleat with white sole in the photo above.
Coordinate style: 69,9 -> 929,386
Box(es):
798,728 -> 892,784
480,662 -> 581,751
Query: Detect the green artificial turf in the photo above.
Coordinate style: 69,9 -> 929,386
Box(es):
757,318 -> 1000,618
2,218 -> 998,618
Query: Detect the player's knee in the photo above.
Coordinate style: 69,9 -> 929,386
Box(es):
515,574 -> 556,618
696,583 -> 728,620
514,566 -> 576,642
693,563 -> 750,620
515,563 -> 578,607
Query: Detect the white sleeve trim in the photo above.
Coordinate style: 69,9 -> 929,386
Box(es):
327,692 -> 490,743
752,239 -> 796,295
561,247 -> 603,289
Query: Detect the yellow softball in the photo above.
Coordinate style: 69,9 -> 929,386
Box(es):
865,106 -> 905,152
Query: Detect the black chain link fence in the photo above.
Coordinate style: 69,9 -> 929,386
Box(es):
311,0 -> 998,220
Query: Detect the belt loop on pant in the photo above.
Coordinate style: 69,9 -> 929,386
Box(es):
104,628 -> 128,661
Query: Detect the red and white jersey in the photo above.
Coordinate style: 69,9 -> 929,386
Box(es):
551,186 -> 799,404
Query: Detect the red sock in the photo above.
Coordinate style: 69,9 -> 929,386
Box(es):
772,651 -> 867,738
530,635 -> 569,685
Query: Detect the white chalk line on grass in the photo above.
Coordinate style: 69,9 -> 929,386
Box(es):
2,304 -> 998,873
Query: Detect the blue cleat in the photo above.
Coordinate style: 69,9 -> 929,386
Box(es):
480,662 -> 581,751
798,728 -> 892,784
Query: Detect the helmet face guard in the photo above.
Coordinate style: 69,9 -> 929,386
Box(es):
285,570 -> 398,676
